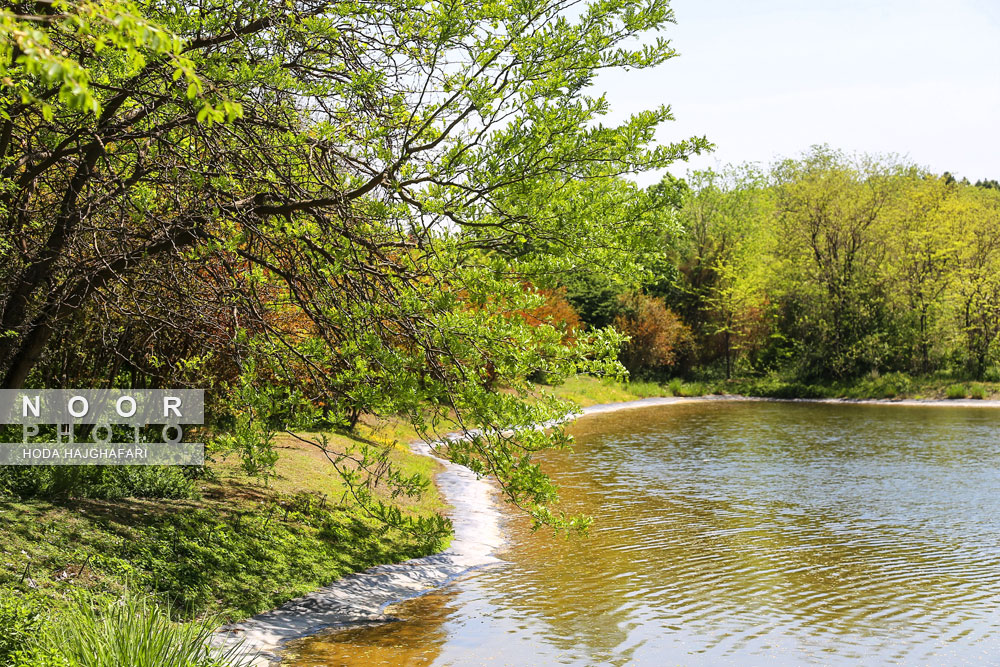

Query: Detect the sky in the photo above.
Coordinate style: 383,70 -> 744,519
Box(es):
594,0 -> 1000,184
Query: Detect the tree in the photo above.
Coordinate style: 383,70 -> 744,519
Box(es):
1,0 -> 707,527
671,166 -> 771,377
950,185 -> 1000,378
887,174 -> 961,372
771,147 -> 906,378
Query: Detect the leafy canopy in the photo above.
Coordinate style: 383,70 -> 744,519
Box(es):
1,0 -> 707,529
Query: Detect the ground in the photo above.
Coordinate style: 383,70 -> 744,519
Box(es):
0,423 -> 448,625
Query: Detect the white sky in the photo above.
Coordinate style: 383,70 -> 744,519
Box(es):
594,0 -> 1000,184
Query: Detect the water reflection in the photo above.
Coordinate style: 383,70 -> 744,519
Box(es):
287,402 -> 1000,665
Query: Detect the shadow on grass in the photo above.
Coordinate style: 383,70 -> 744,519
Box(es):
0,494 -> 445,622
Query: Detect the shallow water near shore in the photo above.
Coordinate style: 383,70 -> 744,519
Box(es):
285,401 -> 1000,665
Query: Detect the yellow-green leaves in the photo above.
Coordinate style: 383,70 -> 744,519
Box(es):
0,0 -> 218,119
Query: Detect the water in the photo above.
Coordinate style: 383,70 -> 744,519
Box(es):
285,401 -> 1000,665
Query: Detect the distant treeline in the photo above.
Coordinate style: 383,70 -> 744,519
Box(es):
557,146 -> 1000,382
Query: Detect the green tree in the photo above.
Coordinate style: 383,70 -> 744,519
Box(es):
770,147 -> 906,378
950,185 -> 1000,378
886,174 -> 962,372
1,0 -> 707,527
672,166 -> 772,377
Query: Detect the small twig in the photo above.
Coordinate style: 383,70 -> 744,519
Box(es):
77,554 -> 91,578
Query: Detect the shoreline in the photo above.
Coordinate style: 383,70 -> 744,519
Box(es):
583,394 -> 1000,409
214,437 -> 504,666
215,393 -> 1000,664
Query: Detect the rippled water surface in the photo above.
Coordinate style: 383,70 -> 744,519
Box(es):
287,401 -> 1000,665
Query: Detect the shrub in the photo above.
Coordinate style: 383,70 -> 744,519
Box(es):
614,293 -> 693,376
519,286 -> 582,341
0,466 -> 195,501
722,377 -> 829,399
674,381 -> 709,397
968,383 -> 988,400
945,384 -> 967,399
852,372 -> 912,399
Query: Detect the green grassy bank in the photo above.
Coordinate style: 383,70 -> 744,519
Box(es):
0,425 -> 448,666
546,373 -> 1000,405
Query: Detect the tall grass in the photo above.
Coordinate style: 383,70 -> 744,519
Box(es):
667,378 -> 710,397
42,591 -> 253,667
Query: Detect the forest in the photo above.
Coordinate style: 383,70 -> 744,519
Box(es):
564,148 -> 1000,386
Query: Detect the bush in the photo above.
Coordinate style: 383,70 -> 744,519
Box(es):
614,293 -> 693,376
721,377 -> 830,399
968,383 -> 988,400
675,381 -> 709,397
0,466 -> 195,501
945,383 -> 967,399
850,372 -> 912,399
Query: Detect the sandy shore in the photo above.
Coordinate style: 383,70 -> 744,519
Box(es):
213,437 -> 505,666
215,394 -> 1000,664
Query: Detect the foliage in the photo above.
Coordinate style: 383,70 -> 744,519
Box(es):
561,271 -> 627,330
845,372 -> 913,399
519,288 -> 582,343
0,466 -> 194,501
716,377 -> 832,399
211,366 -> 280,482
0,0 -> 707,530
0,589 -> 49,667
945,384 -> 968,399
665,377 -> 709,396
668,146 -> 1000,382
613,293 -> 692,377
669,166 -> 772,377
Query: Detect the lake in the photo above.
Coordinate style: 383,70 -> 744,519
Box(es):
286,401 -> 1000,665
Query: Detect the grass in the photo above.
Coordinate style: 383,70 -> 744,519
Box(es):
541,373 -> 1000,407
542,376 -> 667,406
44,589 -> 254,667
1,587 -> 254,667
543,375 -> 710,407
0,427 -> 449,628
945,383 -> 969,399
